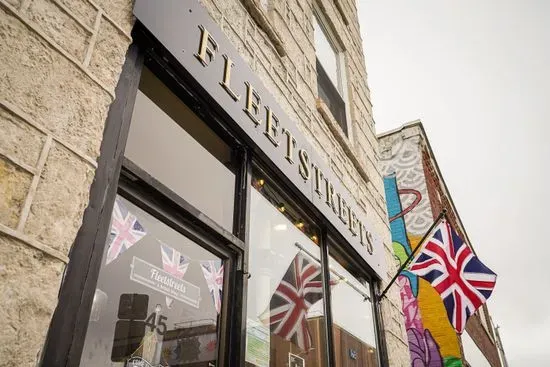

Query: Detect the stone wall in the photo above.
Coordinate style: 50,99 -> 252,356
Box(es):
0,0 -> 133,364
0,0 -> 409,365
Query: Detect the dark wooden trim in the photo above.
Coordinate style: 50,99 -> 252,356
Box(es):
229,147 -> 252,366
40,43 -> 144,367
320,226 -> 336,367
372,282 -> 390,367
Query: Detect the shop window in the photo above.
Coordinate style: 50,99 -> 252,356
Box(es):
80,195 -> 225,366
329,248 -> 378,366
125,67 -> 236,232
314,14 -> 348,135
245,169 -> 329,366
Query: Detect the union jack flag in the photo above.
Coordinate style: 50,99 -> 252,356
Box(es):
260,253 -> 327,351
105,197 -> 147,265
160,242 -> 190,279
200,260 -> 224,314
408,220 -> 497,333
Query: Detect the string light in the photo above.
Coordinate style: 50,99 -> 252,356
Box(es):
277,203 -> 285,213
295,220 -> 304,229
257,178 -> 265,187
310,235 -> 318,244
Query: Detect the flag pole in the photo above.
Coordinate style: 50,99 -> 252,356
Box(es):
376,209 -> 447,303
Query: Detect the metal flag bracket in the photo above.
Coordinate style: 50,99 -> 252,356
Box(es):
375,209 -> 447,303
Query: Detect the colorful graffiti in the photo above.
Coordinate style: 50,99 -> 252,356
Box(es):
382,138 -> 463,367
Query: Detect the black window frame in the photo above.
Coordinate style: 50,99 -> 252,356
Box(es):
40,21 -> 389,367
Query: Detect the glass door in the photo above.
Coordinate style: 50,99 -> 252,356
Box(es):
79,64 -> 240,366
80,195 -> 225,366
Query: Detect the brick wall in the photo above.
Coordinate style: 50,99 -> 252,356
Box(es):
422,146 -> 501,367
0,0 -> 133,364
464,314 -> 501,367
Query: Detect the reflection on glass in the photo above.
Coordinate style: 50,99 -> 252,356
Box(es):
80,195 -> 224,366
314,16 -> 340,92
329,253 -> 378,366
125,67 -> 235,232
245,187 -> 328,367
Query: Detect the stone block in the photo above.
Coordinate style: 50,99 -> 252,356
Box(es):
55,0 -> 98,29
0,9 -> 112,158
23,143 -> 94,255
92,0 -> 134,34
27,0 -> 91,61
0,106 -> 46,167
0,159 -> 32,229
0,234 -> 64,367
88,17 -> 129,90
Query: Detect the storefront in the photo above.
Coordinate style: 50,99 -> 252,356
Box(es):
40,1 -> 391,366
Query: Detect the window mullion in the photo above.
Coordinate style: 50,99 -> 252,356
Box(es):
229,147 -> 252,366
320,226 -> 336,367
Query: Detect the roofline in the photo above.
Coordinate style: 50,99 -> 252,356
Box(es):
376,119 -> 423,139
378,120 -> 475,250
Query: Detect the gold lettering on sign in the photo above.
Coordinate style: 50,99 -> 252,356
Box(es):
359,222 -> 366,247
298,149 -> 310,180
348,207 -> 358,236
365,230 -> 374,255
358,223 -> 374,254
244,82 -> 262,126
195,25 -> 218,66
282,128 -> 297,164
264,107 -> 280,147
190,22 -> 377,257
312,164 -> 323,198
337,194 -> 348,225
220,55 -> 240,101
324,178 -> 338,215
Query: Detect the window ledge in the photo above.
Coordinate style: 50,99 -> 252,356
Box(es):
333,0 -> 350,26
242,0 -> 287,57
316,98 -> 370,184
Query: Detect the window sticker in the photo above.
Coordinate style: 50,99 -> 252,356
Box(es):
130,256 -> 201,308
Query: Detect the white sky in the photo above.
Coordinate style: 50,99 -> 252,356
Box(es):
357,0 -> 550,365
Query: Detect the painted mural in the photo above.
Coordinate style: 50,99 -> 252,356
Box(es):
380,134 -> 462,367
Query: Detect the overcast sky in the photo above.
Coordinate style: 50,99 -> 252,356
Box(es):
357,1 -> 550,365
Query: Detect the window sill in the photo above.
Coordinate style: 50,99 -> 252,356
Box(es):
316,98 -> 371,184
242,0 -> 287,57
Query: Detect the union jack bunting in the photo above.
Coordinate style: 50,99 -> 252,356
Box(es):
260,253 -> 328,351
200,260 -> 224,314
105,197 -> 147,265
160,242 -> 190,279
408,220 -> 497,333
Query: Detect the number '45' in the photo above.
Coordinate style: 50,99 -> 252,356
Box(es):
144,313 -> 167,336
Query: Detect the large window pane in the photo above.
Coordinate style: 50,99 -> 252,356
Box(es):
245,175 -> 328,367
314,16 -> 339,90
80,195 -> 224,366
125,68 -> 235,231
329,252 -> 378,366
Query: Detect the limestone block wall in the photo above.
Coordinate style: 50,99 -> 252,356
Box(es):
0,0 -> 409,365
0,0 -> 133,364
199,0 -> 409,365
